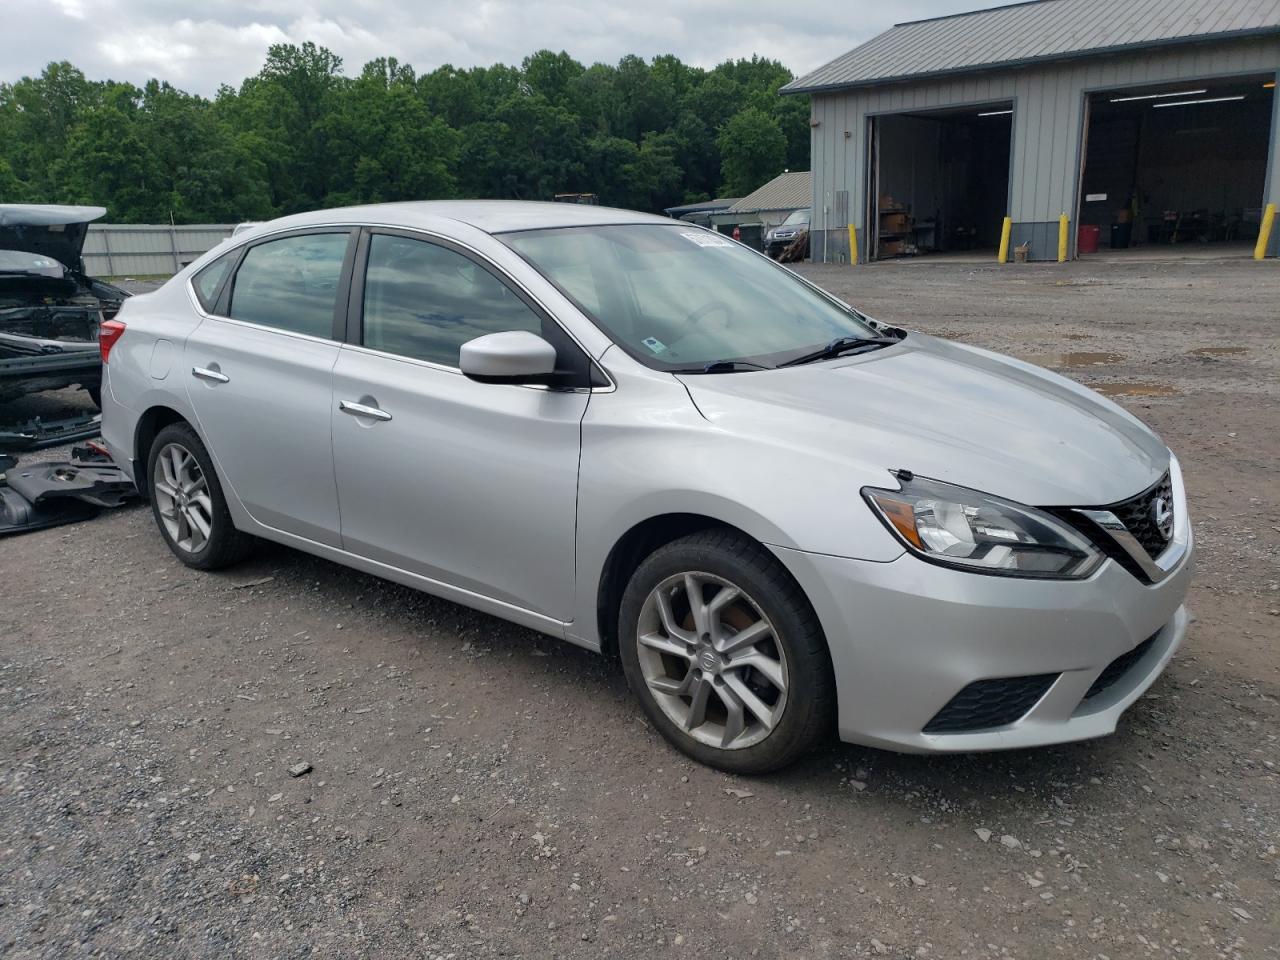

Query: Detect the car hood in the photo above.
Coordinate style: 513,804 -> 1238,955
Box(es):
0,205 -> 106,271
677,333 -> 1169,507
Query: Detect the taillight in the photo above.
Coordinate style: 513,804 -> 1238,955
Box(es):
99,319 -> 126,363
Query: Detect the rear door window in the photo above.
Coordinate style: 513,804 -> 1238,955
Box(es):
227,233 -> 350,338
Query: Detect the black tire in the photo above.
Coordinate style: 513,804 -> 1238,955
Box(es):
618,529 -> 836,774
146,422 -> 255,570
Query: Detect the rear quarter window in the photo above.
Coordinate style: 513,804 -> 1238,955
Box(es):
192,252 -> 235,311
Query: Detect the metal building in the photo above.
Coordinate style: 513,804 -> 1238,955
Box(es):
784,0 -> 1280,263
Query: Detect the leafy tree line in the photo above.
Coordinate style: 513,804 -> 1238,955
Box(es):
0,43 -> 808,223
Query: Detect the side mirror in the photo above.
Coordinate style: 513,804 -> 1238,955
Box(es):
460,331 -> 558,385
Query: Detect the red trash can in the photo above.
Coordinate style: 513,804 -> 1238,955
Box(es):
1077,224 -> 1102,254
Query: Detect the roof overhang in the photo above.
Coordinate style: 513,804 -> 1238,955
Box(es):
782,26 -> 1280,96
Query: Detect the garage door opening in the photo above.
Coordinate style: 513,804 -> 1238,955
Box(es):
1078,76 -> 1276,257
868,103 -> 1012,260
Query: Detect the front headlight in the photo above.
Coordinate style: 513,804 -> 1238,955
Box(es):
863,475 -> 1102,579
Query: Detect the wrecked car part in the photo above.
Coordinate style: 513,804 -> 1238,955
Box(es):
0,333 -> 102,404
0,413 -> 102,452
69,440 -> 113,464
0,442 -> 137,536
0,485 -> 99,536
4,460 -> 137,509
0,205 -> 129,405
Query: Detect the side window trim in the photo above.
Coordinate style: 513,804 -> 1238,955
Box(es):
347,226 -> 604,389
212,228 -> 358,341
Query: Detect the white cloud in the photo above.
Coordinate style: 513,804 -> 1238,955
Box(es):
2,0 -> 983,95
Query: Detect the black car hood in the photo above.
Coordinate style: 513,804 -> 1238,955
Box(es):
0,205 -> 106,271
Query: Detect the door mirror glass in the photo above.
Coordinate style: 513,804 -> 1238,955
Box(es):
460,331 -> 558,385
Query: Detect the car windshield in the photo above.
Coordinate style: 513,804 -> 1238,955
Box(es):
500,224 -> 876,371
0,249 -> 66,278
781,208 -> 811,226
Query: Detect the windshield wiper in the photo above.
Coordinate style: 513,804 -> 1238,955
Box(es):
669,359 -> 770,374
778,335 -> 903,368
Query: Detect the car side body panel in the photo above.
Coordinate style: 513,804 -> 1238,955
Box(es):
567,348 -> 907,649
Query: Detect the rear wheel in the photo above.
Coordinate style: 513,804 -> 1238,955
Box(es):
618,530 -> 835,774
147,423 -> 254,570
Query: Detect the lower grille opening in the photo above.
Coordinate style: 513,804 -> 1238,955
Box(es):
1083,632 -> 1159,701
924,673 -> 1059,734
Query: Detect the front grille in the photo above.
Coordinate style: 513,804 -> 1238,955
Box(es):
1105,472 -> 1173,559
924,673 -> 1058,734
1049,471 -> 1175,583
1083,632 -> 1158,701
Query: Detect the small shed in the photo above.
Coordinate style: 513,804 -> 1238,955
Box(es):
709,172 -> 812,248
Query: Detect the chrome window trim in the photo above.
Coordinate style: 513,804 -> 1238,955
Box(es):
185,218 -> 615,393
185,303 -> 344,348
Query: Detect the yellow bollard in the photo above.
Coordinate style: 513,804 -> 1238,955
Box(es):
997,216 -> 1012,264
1254,203 -> 1276,260
848,224 -> 859,265
1058,213 -> 1069,263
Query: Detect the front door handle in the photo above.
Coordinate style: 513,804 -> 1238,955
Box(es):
338,400 -> 392,422
192,366 -> 230,384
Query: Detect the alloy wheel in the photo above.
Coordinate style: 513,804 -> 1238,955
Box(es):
152,442 -> 214,554
635,571 -> 789,750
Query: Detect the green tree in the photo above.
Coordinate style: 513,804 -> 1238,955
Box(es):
0,47 -> 809,220
321,58 -> 458,205
717,107 -> 787,196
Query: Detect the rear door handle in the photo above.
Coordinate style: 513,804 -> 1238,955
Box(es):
338,400 -> 392,422
192,366 -> 229,384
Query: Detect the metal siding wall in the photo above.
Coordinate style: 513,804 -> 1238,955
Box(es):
1008,221 -> 1060,259
83,224 -> 234,276
1012,36 -> 1280,230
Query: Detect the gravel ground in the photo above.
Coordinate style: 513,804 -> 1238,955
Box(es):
2,260 -> 1278,959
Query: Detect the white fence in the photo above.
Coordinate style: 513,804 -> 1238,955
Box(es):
83,223 -> 236,278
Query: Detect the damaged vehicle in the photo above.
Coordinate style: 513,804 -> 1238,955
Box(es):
0,205 -> 129,408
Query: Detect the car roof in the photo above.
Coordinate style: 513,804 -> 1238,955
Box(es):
258,200 -> 674,236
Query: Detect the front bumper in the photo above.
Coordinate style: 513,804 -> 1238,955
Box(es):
773,528 -> 1193,753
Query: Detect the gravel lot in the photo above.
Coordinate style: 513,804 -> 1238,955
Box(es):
2,259 -> 1278,959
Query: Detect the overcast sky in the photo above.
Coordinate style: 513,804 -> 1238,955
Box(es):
5,0 -> 984,95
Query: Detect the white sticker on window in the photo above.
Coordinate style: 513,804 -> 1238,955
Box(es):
681,231 -> 734,248
641,337 -> 668,354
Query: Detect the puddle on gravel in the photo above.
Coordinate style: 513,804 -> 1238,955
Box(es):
1094,382 -> 1178,398
1054,351 -> 1125,367
1188,346 -> 1248,357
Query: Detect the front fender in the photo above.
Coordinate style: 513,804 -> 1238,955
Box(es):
570,366 -> 904,648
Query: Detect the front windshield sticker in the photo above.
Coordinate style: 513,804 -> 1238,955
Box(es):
641,336 -> 668,355
680,231 -> 734,248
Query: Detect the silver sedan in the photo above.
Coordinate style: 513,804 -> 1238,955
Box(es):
100,201 -> 1192,773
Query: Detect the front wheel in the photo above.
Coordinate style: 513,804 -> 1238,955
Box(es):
618,530 -> 836,774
